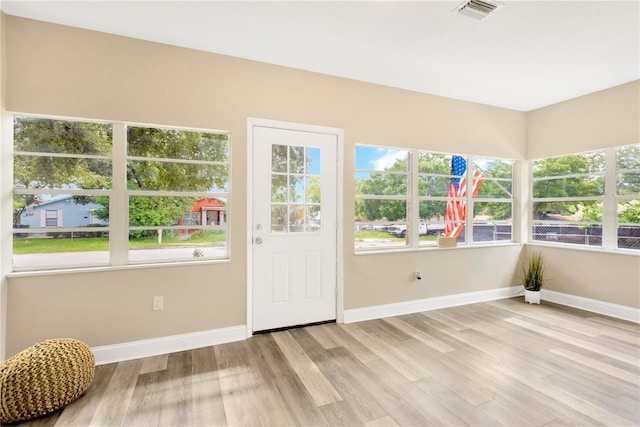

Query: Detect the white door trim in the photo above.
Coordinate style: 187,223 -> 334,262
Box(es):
246,118 -> 344,337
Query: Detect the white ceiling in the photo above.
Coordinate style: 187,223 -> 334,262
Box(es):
2,0 -> 639,111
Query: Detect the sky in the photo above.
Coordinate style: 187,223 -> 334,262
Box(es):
355,145 -> 506,172
355,146 -> 408,171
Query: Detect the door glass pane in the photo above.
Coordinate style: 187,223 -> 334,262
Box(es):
307,147 -> 321,175
290,175 -> 305,203
271,205 -> 287,233
289,146 -> 305,174
290,205 -> 305,232
307,176 -> 321,203
271,175 -> 287,202
307,205 -> 321,231
272,145 -> 287,173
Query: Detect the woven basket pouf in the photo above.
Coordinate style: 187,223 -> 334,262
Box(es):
0,338 -> 95,424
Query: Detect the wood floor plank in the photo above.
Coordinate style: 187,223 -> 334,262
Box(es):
319,400 -> 364,427
414,377 -> 501,426
492,363 -> 638,426
305,323 -> 342,350
291,328 -> 386,423
357,319 -> 412,344
340,323 -> 431,381
489,299 -> 603,337
586,315 -> 640,333
53,363 -> 117,426
421,309 -> 473,331
331,323 -> 379,363
365,415 -> 399,427
191,346 -> 226,427
366,358 -> 464,426
478,398 -> 549,427
478,365 -> 598,427
382,316 -> 456,353
214,341 -> 263,427
140,354 -> 168,374
548,369 -> 640,424
241,337 -> 298,427
158,351 -> 193,427
404,339 -> 496,406
89,358 -> 144,427
550,347 -> 640,385
399,313 -> 474,352
452,326 -> 639,399
13,412 -> 61,427
322,346 -> 431,427
272,330 -> 342,406
505,316 -> 640,366
248,334 -> 330,426
122,371 -> 163,426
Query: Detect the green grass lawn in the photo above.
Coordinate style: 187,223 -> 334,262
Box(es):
13,231 -> 227,254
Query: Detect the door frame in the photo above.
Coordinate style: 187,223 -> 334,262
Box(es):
246,118 -> 344,336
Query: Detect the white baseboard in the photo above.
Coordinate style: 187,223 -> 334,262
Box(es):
90,290 -> 637,365
343,286 -> 521,324
91,325 -> 246,365
541,289 -> 640,324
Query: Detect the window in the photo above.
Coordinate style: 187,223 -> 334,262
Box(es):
12,116 -> 230,271
355,144 -> 514,251
355,146 -> 409,249
126,125 -> 229,264
616,145 -> 640,250
472,157 -> 513,243
44,210 -> 60,227
531,145 -> 639,251
13,116 -> 112,270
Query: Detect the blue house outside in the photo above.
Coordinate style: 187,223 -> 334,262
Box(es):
20,196 -> 107,229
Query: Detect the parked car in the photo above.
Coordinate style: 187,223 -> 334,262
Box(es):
388,219 -> 444,237
361,223 -> 389,232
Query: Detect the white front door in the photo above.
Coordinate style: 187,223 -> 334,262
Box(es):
251,125 -> 337,332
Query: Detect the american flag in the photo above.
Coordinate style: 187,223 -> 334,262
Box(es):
444,156 -> 483,238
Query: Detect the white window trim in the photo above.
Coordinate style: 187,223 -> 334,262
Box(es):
529,145 -> 639,252
10,116 -> 231,271
355,145 -> 516,252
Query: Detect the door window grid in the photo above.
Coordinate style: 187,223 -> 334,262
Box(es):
270,144 -> 322,233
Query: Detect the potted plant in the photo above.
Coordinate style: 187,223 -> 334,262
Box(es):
522,250 -> 545,304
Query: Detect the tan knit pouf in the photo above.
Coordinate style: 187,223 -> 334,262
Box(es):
0,338 -> 95,424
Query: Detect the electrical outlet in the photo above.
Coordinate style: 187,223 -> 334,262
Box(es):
415,271 -> 422,280
153,296 -> 164,311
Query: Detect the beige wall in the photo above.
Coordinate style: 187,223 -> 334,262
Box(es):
529,246 -> 640,308
1,15 -> 636,358
527,81 -> 640,158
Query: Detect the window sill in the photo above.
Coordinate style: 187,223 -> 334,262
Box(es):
525,242 -> 640,257
354,241 -> 522,256
6,258 -> 231,278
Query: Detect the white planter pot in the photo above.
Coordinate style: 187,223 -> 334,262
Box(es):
524,289 -> 541,304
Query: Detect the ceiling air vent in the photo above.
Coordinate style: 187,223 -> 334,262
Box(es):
453,0 -> 503,21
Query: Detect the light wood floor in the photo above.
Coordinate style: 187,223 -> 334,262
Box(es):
11,298 -> 640,426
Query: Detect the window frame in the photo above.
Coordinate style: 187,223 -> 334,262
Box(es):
529,145 -> 639,252
11,115 -> 231,272
123,123 -> 231,265
354,144 -> 410,250
355,143 -> 515,252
